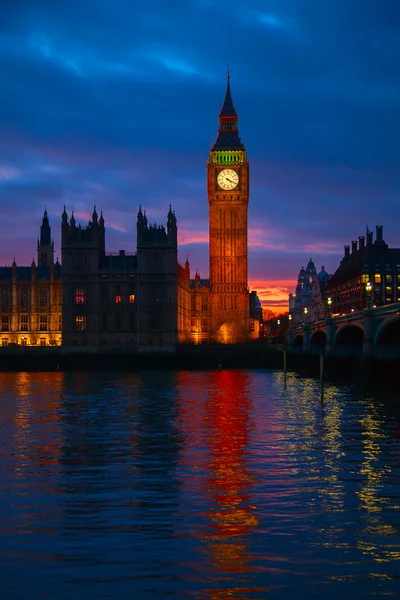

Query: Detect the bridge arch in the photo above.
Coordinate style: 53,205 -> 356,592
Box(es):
310,330 -> 327,353
375,316 -> 400,358
334,324 -> 364,355
293,334 -> 304,352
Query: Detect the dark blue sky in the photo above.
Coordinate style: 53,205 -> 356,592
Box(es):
0,0 -> 399,310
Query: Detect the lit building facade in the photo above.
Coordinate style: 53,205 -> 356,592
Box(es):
0,211 -> 62,347
326,226 -> 400,314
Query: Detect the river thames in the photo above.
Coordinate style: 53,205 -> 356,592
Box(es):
0,369 -> 399,599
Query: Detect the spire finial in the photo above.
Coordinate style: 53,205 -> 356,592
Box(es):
227,64 -> 230,81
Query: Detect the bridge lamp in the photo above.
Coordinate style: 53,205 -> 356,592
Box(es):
288,314 -> 292,327
277,319 -> 280,326
366,281 -> 372,309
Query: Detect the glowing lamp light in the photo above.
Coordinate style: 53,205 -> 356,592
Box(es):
304,307 -> 308,315
288,314 -> 292,321
277,319 -> 280,326
366,281 -> 372,293
327,297 -> 332,306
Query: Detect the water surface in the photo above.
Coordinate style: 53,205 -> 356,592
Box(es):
0,370 -> 399,599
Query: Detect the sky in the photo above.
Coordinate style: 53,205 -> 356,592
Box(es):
0,0 -> 399,312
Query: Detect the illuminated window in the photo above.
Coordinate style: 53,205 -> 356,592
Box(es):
386,275 -> 393,283
361,274 -> 369,283
40,338 -> 46,346
386,286 -> 393,295
201,319 -> 208,333
129,294 -> 135,304
1,315 -> 9,331
375,274 -> 381,283
115,295 -> 122,304
75,287 -> 86,304
75,315 -> 86,331
2,338 -> 8,346
20,315 -> 28,331
39,315 -> 48,331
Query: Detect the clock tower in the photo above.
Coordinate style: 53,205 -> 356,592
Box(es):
208,73 -> 249,342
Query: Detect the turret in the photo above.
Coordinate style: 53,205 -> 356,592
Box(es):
92,205 -> 98,225
37,208 -> 54,266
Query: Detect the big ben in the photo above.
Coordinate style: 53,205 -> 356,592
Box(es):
208,73 -> 249,342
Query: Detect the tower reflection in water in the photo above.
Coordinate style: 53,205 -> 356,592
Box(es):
177,370 -> 263,600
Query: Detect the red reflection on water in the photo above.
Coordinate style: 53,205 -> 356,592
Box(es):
176,370 -> 262,599
204,371 -> 258,561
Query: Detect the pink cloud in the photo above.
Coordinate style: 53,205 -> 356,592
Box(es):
0,165 -> 19,180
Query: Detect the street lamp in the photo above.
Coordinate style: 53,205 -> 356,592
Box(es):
288,314 -> 292,328
366,281 -> 372,309
327,297 -> 332,317
303,306 -> 308,325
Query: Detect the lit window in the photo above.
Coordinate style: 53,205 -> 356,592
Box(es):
75,288 -> 86,304
20,315 -> 28,331
75,315 -> 87,331
115,295 -> 122,304
39,315 -> 48,331
1,315 -> 9,331
361,274 -> 369,283
129,294 -> 135,304
2,339 -> 8,346
375,274 -> 381,283
40,338 -> 46,346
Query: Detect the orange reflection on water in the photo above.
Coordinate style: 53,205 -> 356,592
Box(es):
9,372 -> 63,470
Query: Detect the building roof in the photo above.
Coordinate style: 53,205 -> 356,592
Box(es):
190,278 -> 210,288
101,253 -> 137,271
328,244 -> 400,287
0,264 -> 62,281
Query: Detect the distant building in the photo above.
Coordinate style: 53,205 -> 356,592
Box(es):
327,226 -> 400,314
289,259 -> 330,325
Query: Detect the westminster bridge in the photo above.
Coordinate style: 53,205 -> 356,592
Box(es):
287,302 -> 400,358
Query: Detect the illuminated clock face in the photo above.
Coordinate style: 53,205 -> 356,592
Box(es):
217,169 -> 239,190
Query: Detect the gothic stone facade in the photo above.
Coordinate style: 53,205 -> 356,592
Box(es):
0,77 -> 251,348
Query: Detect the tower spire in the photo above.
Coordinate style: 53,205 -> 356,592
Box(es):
211,71 -> 244,151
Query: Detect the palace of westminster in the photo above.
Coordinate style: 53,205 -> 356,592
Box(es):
1,76 -> 398,348
0,77 -> 254,348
